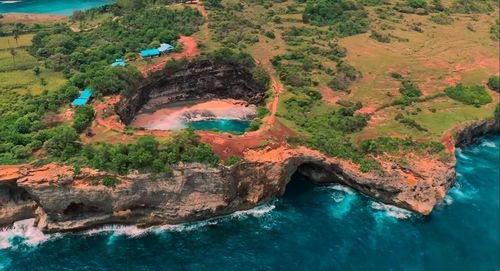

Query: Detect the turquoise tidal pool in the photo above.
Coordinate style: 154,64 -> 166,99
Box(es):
0,0 -> 111,15
186,119 -> 250,134
0,134 -> 499,270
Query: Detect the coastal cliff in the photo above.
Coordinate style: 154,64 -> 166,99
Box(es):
116,59 -> 266,124
454,119 -> 500,148
2,145 -> 455,233
2,119 -> 498,232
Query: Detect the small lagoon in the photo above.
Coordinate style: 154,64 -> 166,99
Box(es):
187,119 -> 250,133
0,0 -> 111,15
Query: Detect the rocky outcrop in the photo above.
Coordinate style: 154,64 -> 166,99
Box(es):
116,59 -> 266,124
1,145 -> 455,232
4,118 -> 498,232
454,119 -> 499,148
0,180 -> 37,225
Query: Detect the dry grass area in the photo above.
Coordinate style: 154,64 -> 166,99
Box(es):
339,11 -> 499,142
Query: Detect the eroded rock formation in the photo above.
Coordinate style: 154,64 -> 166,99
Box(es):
116,59 -> 266,124
0,119 -> 497,233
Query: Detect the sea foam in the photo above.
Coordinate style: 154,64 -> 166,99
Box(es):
0,219 -> 51,249
370,202 -> 413,220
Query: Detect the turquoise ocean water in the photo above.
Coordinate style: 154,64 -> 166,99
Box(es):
0,0 -> 111,15
0,134 -> 499,270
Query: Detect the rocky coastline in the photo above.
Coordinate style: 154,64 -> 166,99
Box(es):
0,116 -> 497,233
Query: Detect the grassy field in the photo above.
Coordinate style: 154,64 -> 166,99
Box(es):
340,10 -> 499,141
0,34 -> 66,95
217,0 -> 499,145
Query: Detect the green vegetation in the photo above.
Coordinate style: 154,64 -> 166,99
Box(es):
74,130 -> 219,175
91,176 -> 121,188
361,137 -> 444,155
72,105 -> 95,132
495,104 -> 500,123
302,0 -> 369,37
224,156 -> 242,166
444,83 -> 492,106
0,2 -> 218,169
399,80 -> 423,98
0,84 -> 81,164
450,0 -> 496,13
487,75 -> 500,92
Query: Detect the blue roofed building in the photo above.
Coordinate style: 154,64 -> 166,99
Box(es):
72,88 -> 93,106
140,48 -> 161,58
158,43 -> 174,53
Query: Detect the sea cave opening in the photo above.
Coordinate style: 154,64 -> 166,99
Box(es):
283,162 -> 345,199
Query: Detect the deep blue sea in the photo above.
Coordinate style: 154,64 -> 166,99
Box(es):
0,0 -> 111,15
187,119 -> 250,134
0,134 -> 499,270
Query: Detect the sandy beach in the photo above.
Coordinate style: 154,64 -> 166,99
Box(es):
131,99 -> 256,130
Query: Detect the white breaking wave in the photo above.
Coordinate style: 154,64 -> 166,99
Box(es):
0,219 -> 51,249
0,1 -> 22,4
481,141 -> 497,148
1,202 -> 277,248
455,149 -> 470,160
328,184 -> 355,194
230,202 -> 276,219
370,202 -> 413,220
84,202 -> 276,238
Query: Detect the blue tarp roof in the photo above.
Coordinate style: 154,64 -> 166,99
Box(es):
141,48 -> 161,57
72,88 -> 93,106
79,88 -> 93,99
158,43 -> 174,52
72,98 -> 89,106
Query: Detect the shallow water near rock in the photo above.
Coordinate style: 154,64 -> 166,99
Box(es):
0,135 -> 498,270
0,0 -> 111,15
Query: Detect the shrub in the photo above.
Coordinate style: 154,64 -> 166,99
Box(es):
399,80 -> 422,97
399,117 -> 428,132
72,105 -> 95,132
444,83 -> 492,106
487,75 -> 500,92
251,65 -> 271,91
430,14 -> 454,25
406,0 -> 428,9
264,31 -> 276,39
370,30 -> 390,43
302,0 -> 369,37
224,156 -> 242,166
246,119 -> 263,132
100,176 -> 121,188
256,106 -> 271,119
